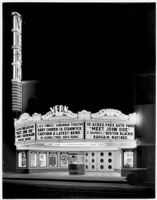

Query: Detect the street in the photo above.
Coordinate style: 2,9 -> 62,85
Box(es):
3,178 -> 155,198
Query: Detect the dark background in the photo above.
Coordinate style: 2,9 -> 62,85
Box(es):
3,3 -> 156,172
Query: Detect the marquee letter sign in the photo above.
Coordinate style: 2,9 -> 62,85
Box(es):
36,121 -> 84,140
15,123 -> 35,143
14,106 -> 136,145
85,121 -> 135,140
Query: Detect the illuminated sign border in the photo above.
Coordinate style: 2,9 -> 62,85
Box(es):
14,106 -> 136,145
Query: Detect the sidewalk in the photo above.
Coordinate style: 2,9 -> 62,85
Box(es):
3,171 -> 126,183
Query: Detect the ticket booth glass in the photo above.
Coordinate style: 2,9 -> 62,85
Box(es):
68,153 -> 85,175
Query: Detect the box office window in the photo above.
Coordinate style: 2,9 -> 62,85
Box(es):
124,150 -> 133,168
76,154 -> 84,164
49,152 -> 58,167
69,155 -> 77,164
18,152 -> 27,168
30,152 -> 37,168
69,153 -> 84,165
39,152 -> 47,167
60,152 -> 68,167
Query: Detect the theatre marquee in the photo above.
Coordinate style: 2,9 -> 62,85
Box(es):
14,105 -> 136,145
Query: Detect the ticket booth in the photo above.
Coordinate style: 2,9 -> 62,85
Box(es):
68,152 -> 85,175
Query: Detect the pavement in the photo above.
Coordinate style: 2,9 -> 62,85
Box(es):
3,171 -> 126,183
3,172 -> 155,198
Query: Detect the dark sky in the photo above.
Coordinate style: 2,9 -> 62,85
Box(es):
3,3 -> 156,113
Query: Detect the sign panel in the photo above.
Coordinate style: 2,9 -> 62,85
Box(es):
37,121 -> 84,140
15,124 -> 35,143
86,122 -> 135,140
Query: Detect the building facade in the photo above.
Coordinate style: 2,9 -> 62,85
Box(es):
10,11 -> 155,179
14,105 -> 137,176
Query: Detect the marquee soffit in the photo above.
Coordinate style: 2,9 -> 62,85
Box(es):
14,105 -> 136,127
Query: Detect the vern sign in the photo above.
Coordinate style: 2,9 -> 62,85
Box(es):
12,12 -> 22,80
11,12 -> 22,112
50,105 -> 68,116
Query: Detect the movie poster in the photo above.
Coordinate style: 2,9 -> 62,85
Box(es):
124,151 -> 133,168
60,152 -> 68,167
30,152 -> 37,168
39,152 -> 47,167
18,152 -> 26,167
49,152 -> 58,167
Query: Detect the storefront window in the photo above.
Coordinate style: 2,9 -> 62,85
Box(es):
60,152 -> 68,167
124,150 -> 133,168
30,152 -> 37,168
49,152 -> 58,167
18,151 -> 26,167
39,152 -> 47,167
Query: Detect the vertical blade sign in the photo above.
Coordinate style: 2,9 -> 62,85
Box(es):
11,12 -> 22,113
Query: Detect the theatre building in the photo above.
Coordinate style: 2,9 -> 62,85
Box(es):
15,105 -> 137,176
10,12 -> 155,179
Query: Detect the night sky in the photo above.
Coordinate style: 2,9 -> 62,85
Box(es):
3,3 -> 155,114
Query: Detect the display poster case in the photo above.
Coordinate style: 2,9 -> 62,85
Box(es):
18,152 -> 27,168
30,152 -> 37,168
124,150 -> 133,168
49,152 -> 58,167
60,152 -> 69,167
39,152 -> 47,167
